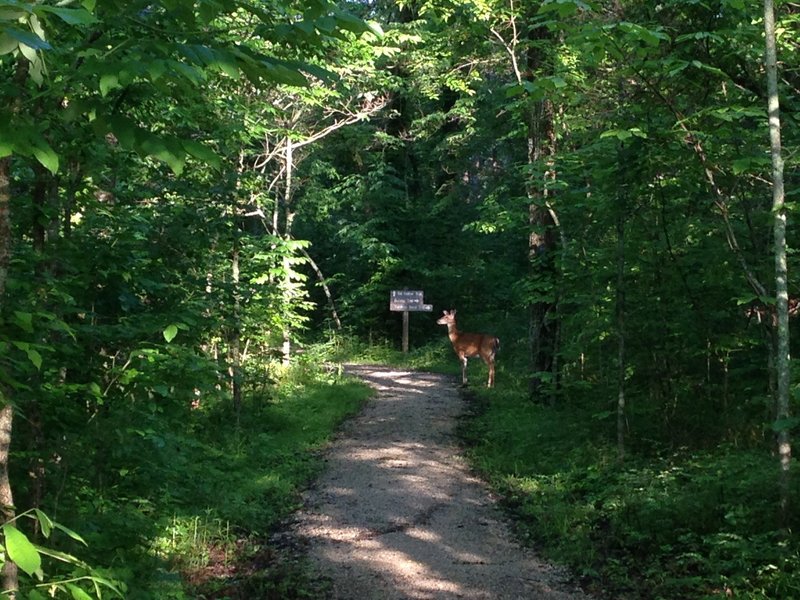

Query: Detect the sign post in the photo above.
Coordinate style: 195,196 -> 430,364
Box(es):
389,290 -> 433,352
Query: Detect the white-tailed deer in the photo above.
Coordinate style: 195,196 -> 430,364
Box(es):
437,310 -> 500,387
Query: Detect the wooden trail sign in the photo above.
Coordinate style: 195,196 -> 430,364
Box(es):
389,290 -> 433,352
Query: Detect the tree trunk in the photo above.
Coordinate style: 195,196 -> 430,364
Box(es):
525,33 -> 559,402
230,154 -> 245,418
230,233 -> 242,419
300,246 -> 342,329
281,137 -> 294,366
0,157 -> 19,597
764,0 -> 791,520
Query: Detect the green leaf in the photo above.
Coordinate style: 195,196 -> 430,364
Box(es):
139,136 -> 186,175
181,139 -> 220,168
592,410 -> 614,420
66,583 -> 93,600
171,59 -> 206,85
0,31 -> 17,54
27,54 -> 43,85
33,509 -> 53,539
106,115 -> 138,149
365,20 -> 383,37
617,21 -> 670,46
11,341 -> 42,369
0,6 -> 31,21
3,524 -> 42,577
13,311 -> 33,333
505,83 -> 524,98
31,143 -> 58,174
26,348 -> 42,370
198,0 -> 223,24
600,129 -> 631,140
334,10 -> 371,35
52,521 -> 87,546
34,545 -> 88,566
538,0 -> 591,17
3,26 -> 50,51
99,73 -> 120,97
163,324 -> 179,343
261,59 -> 308,86
35,6 -> 97,25
119,368 -> 139,385
732,156 -> 771,174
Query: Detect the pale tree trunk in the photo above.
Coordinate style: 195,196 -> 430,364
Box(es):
764,0 -> 791,520
281,137 -> 294,366
230,231 -> 242,418
299,246 -> 342,329
0,157 -> 19,597
254,97 -> 388,360
229,154 -> 245,418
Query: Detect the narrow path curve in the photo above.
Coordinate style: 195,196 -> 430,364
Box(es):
292,365 -> 593,599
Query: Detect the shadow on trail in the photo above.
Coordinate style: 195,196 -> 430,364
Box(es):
294,364 -> 588,600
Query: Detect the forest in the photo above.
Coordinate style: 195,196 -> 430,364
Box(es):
0,0 -> 798,598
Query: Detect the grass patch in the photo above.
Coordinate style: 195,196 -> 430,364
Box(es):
176,377 -> 373,597
56,370 -> 373,599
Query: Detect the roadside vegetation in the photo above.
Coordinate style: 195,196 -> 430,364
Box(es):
430,352 -> 795,600
42,358 -> 372,599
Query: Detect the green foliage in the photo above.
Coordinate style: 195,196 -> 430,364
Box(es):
26,366 -> 371,597
1,0 -> 799,595
0,509 -> 125,598
461,386 -> 800,599
1,0 -> 383,596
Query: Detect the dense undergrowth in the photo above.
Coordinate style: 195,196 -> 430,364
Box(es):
21,358 -> 372,599
456,376 -> 800,600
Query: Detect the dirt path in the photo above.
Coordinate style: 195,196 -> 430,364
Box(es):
292,365 -> 592,600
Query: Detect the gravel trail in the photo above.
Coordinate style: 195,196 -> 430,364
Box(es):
292,364 -> 593,600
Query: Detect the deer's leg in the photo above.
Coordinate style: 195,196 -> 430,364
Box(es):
461,356 -> 468,385
488,360 -> 495,388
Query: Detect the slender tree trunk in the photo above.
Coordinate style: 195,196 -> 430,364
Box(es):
764,0 -> 791,520
0,157 -> 19,597
230,154 -> 245,418
300,247 -> 342,329
0,404 -> 16,598
0,58 -> 30,596
281,137 -> 294,366
230,232 -> 241,418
